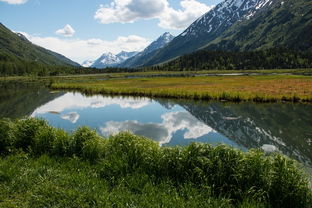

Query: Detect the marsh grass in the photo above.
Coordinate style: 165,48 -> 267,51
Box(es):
0,118 -> 311,207
52,75 -> 312,103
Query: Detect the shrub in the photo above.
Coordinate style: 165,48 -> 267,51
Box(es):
70,126 -> 100,156
0,118 -> 311,207
51,129 -> 71,157
103,132 -> 160,173
33,125 -> 55,156
13,118 -> 48,152
82,137 -> 106,163
0,119 -> 15,155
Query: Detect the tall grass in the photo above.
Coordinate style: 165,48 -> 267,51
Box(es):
51,75 -> 312,103
0,118 -> 311,207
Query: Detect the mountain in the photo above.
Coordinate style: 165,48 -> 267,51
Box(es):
91,51 -> 138,69
204,0 -> 312,52
119,32 -> 174,68
81,60 -> 94,68
141,0 -> 275,66
0,23 -> 79,67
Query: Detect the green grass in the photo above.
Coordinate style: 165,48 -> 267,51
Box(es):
52,75 -> 312,102
0,118 -> 311,207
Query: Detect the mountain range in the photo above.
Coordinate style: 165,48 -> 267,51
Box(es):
91,51 -> 138,69
1,0 -> 312,72
85,32 -> 174,69
141,0 -> 312,66
119,32 -> 174,68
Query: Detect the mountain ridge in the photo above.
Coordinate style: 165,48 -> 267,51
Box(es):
0,23 -> 80,67
119,32 -> 174,68
91,51 -> 138,69
142,0 -> 275,66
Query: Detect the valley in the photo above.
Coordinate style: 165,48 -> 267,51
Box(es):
1,0 -> 312,207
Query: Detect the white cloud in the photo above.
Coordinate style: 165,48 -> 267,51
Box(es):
101,111 -> 215,145
31,93 -> 151,117
20,32 -> 150,63
0,0 -> 27,4
94,0 -> 213,30
61,112 -> 80,124
55,24 -> 76,37
159,0 -> 213,30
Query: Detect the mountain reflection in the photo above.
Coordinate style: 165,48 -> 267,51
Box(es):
101,111 -> 215,145
170,100 -> 312,167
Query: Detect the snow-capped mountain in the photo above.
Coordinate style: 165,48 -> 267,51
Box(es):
120,32 -> 174,68
81,60 -> 94,68
117,51 -> 138,60
141,32 -> 174,56
144,0 -> 274,66
180,0 -> 272,38
91,51 -> 138,69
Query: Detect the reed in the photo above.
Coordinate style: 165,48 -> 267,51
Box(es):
0,118 -> 311,207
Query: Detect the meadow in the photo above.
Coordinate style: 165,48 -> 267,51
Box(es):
52,75 -> 312,102
0,118 -> 311,208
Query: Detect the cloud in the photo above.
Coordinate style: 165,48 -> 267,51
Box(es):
101,111 -> 215,145
94,0 -> 213,30
31,93 -> 151,117
20,32 -> 150,63
61,112 -> 80,123
55,24 -> 76,37
94,0 -> 167,24
159,0 -> 213,30
0,0 -> 27,4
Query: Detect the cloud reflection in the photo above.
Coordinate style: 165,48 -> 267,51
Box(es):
60,112 -> 80,123
31,93 -> 151,116
101,111 -> 215,145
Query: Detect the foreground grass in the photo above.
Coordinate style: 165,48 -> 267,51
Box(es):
52,75 -> 312,102
0,118 -> 311,207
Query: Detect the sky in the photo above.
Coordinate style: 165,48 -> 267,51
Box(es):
0,0 -> 222,63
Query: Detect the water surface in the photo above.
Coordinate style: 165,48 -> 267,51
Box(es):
1,81 -> 312,171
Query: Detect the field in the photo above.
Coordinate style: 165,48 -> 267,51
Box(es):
0,118 -> 311,207
52,74 -> 312,102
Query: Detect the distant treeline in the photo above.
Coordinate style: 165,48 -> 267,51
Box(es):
1,48 -> 312,76
0,52 -> 103,76
151,48 -> 312,71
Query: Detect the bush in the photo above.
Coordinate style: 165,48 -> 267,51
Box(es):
0,118 -> 311,207
0,119 -> 15,155
70,126 -> 101,156
51,129 -> 71,157
33,125 -> 55,156
103,132 -> 160,173
13,118 -> 48,152
82,137 -> 106,163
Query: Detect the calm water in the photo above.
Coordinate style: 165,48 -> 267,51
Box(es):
1,81 -> 312,170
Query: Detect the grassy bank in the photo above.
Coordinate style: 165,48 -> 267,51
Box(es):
0,118 -> 311,207
52,75 -> 312,102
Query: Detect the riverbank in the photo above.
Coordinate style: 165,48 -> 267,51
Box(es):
0,118 -> 311,207
52,75 -> 312,103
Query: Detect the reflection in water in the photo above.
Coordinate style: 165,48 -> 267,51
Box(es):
0,81 -> 63,118
61,112 -> 80,123
175,100 -> 312,167
1,82 -> 310,171
31,92 -> 151,116
101,111 -> 215,145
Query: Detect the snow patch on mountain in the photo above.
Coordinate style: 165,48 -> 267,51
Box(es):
180,0 -> 273,38
81,60 -> 94,68
91,51 -> 138,69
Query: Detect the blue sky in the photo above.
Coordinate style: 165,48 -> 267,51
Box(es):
0,0 -> 222,63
